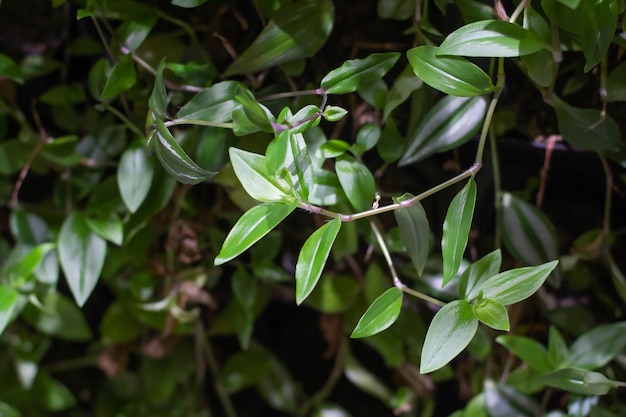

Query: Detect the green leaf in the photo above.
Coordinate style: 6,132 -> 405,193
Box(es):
215,201 -> 298,265
438,20 -> 548,57
149,59 -> 168,119
579,0 -> 617,72
266,130 -> 290,174
393,194 -> 429,276
480,260 -> 559,305
322,105 -> 348,122
569,321 -> 626,370
0,286 -> 19,335
335,156 -> 376,212
224,0 -> 334,76
229,147 -> 290,202
152,118 -> 217,185
548,325 -> 570,369
176,81 -> 239,122
473,298 -> 510,331
171,0 -> 208,7
441,177 -> 477,286
499,193 -> 559,267
85,211 -> 124,246
22,292 -> 92,341
407,46 -> 494,96
218,350 -> 273,393
458,249 -> 501,301
541,0 -> 581,33
496,335 -> 553,373
351,287 -> 403,338
287,105 -> 321,134
606,60 -> 626,102
321,52 -> 400,94
308,274 -> 360,313
399,95 -> 486,166
100,302 -> 141,344
0,52 -> 24,83
118,143 -> 154,213
232,267 -> 258,312
3,243 -> 55,284
551,97 -> 621,151
353,123 -> 381,155
235,85 -> 274,133
540,368 -> 621,395
344,350 -> 394,404
320,139 -> 351,158
295,218 -> 341,304
101,54 -> 136,99
383,65 -> 423,120
377,0 -> 414,20
484,381 -> 539,416
420,300 -> 478,373
58,213 -> 106,307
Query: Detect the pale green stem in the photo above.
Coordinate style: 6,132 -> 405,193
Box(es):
258,89 -> 323,102
370,221 -> 446,307
99,102 -> 145,137
598,154 -> 613,237
489,128 -> 502,249
164,119 -> 235,129
475,59 -> 505,166
508,0 -> 529,23
298,162 -> 481,222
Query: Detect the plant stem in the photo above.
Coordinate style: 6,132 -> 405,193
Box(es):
489,128 -> 502,249
475,59 -> 505,166
370,221 -> 446,307
298,163 -> 481,222
201,336 -> 239,417
99,102 -> 145,137
164,119 -> 235,129
598,154 -> 613,236
258,89 -> 323,102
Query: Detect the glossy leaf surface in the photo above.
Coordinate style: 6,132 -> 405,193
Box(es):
499,193 -> 559,266
0,286 -> 19,335
351,287 -> 403,338
118,144 -> 153,213
152,119 -> 216,184
229,147 -> 290,202
541,368 -> 620,395
438,20 -> 547,57
407,46 -> 494,96
100,54 -> 136,99
321,52 -> 400,94
484,382 -> 539,416
176,81 -> 239,122
420,300 -> 478,373
335,156 -> 376,212
458,249 -> 501,301
579,0 -> 617,72
224,0 -> 333,76
58,213 -> 106,306
480,261 -> 559,305
393,194 -> 429,276
399,96 -> 486,166
215,201 -> 298,266
441,177 -> 476,286
496,335 -> 553,373
295,218 -> 341,304
569,321 -> 626,370
473,298 -> 509,331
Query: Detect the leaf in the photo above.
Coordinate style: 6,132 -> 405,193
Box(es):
101,54 -> 136,99
579,0 -> 617,72
321,52 -> 400,94
606,60 -> 626,102
480,260 -> 559,305
149,59 -> 168,119
399,95 -> 486,166
295,218 -> 342,304
0,52 -> 23,83
288,132 -> 314,201
407,46 -> 494,96
441,177 -> 477,286
229,147 -> 290,202
499,193 -> 559,266
551,97 -> 621,151
22,292 -> 92,341
308,274 -> 360,313
393,194 -> 430,276
58,213 -> 106,307
224,0 -> 334,76
484,381 -> 540,416
458,249 -> 501,301
548,325 -> 570,369
540,368 -> 621,395
235,85 -> 274,133
335,156 -> 376,212
118,143 -> 154,213
383,65 -> 423,120
438,20 -> 548,57
85,211 -> 123,246
344,350 -> 394,404
377,0 -> 414,20
353,123 -> 381,155
322,105 -> 348,122
176,81 -> 239,122
351,287 -> 403,338
569,321 -> 626,370
0,286 -> 19,335
473,298 -> 510,331
152,118 -> 216,184
215,200 -> 298,265
420,300 -> 478,373
541,0 -> 581,33
171,0 -> 208,7
3,243 -> 55,284
217,350 -> 273,393
496,335 -> 553,373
